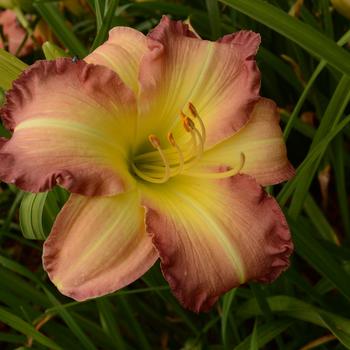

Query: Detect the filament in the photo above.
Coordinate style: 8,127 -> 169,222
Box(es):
132,103 -> 245,184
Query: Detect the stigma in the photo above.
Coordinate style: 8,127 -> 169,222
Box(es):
132,102 -> 245,184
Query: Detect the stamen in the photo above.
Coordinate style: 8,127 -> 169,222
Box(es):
167,132 -> 184,175
133,103 -> 209,184
183,153 -> 246,178
148,134 -> 161,148
131,135 -> 171,184
189,102 -> 206,143
182,115 -> 195,132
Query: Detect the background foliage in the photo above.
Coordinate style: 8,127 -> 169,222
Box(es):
1,0 -> 350,349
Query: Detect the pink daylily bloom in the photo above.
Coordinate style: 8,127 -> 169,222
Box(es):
0,9 -> 33,56
0,16 -> 294,312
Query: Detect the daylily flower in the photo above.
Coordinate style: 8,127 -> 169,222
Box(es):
331,0 -> 350,19
0,9 -> 33,56
0,9 -> 47,57
0,16 -> 294,312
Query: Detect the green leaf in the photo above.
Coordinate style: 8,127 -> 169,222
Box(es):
34,2 -> 87,58
288,75 -> 350,218
19,189 -> 63,240
0,254 -> 97,350
332,135 -> 350,238
303,194 -> 339,243
0,49 -> 27,90
205,0 -> 221,39
278,114 -> 350,207
234,320 -> 293,350
96,299 -> 126,349
320,313 -> 350,348
90,0 -> 119,51
94,0 -> 104,31
221,289 -> 237,348
237,295 -> 350,342
42,41 -> 70,60
289,216 -> 350,302
249,319 -> 258,350
0,307 -> 61,350
219,0 -> 350,76
19,192 -> 49,240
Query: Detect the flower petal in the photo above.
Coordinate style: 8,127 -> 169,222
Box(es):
43,190 -> 158,301
85,27 -> 148,93
193,98 -> 295,186
137,16 -> 260,148
0,10 -> 34,56
142,174 -> 292,312
0,58 -> 137,195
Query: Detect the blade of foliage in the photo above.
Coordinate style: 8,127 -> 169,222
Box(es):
0,255 -> 97,350
288,216 -> 350,301
94,0 -> 104,31
320,313 -> 350,348
205,0 -> 221,39
249,319 -> 258,350
96,299 -> 126,349
221,289 -> 238,348
90,0 -> 119,51
42,41 -> 70,60
34,2 -> 87,57
19,192 -> 49,240
303,194 -> 339,243
0,306 -> 61,349
237,296 -> 350,341
332,135 -> 350,238
288,75 -> 350,218
0,49 -> 27,90
116,296 -> 152,350
278,114 -> 350,207
234,320 -> 293,350
219,0 -> 350,76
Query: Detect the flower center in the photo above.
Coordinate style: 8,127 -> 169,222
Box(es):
132,102 -> 245,184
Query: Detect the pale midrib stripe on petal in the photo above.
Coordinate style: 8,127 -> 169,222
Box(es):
65,193 -> 141,279
95,50 -> 139,93
174,191 -> 245,283
167,42 -> 216,132
15,118 -> 127,157
182,42 -> 216,108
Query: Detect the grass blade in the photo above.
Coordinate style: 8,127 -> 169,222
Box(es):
205,0 -> 222,39
0,49 -> 27,89
219,0 -> 350,76
90,0 -> 119,51
34,2 -> 87,57
0,306 -> 61,350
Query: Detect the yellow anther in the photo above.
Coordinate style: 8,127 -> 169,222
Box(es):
148,134 -> 161,148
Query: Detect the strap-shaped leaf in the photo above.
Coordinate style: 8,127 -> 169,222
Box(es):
0,49 -> 27,90
42,41 -> 70,60
219,0 -> 350,76
19,188 -> 66,240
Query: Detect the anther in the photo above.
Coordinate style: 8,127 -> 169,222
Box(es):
188,102 -> 206,143
148,134 -> 161,148
167,132 -> 185,175
188,102 -> 198,117
167,132 -> 176,147
183,116 -> 195,132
